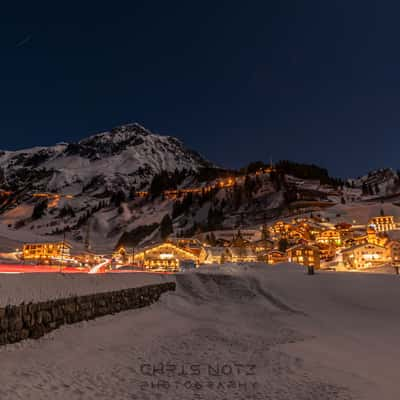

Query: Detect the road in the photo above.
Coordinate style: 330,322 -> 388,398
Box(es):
0,264 -> 87,273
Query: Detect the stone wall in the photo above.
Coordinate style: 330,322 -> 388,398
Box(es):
0,282 -> 175,346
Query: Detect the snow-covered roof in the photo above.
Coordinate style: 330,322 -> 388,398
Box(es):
227,247 -> 257,257
205,247 -> 227,257
341,242 -> 387,253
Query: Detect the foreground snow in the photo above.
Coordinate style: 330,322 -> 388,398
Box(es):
0,263 -> 399,399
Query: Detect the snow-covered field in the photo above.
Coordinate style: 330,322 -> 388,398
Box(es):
0,263 -> 399,399
0,273 -> 173,306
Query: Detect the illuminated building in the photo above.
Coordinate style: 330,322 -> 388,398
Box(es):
315,229 -> 342,246
167,237 -> 203,258
251,238 -> 274,255
269,221 -> 292,238
341,243 -> 389,269
368,216 -> 396,232
226,230 -> 257,262
387,240 -> 400,265
269,220 -> 309,242
266,250 -> 288,265
229,230 -> 250,248
225,247 -> 257,263
134,242 -> 199,271
199,247 -> 229,264
352,227 -> 389,247
22,241 -> 72,261
314,243 -> 336,261
113,246 -> 135,264
287,244 -> 320,269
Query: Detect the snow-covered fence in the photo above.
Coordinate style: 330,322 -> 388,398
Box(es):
0,282 -> 175,346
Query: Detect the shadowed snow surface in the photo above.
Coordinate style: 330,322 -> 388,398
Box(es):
0,264 -> 399,399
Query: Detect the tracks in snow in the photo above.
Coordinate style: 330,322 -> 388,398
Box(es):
175,273 -> 303,314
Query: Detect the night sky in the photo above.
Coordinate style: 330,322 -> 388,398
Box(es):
0,1 -> 399,177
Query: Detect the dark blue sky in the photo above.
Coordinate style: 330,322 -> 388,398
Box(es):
0,1 -> 398,177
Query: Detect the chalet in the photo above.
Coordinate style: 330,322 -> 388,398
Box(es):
295,220 -> 318,237
352,227 -> 389,247
341,243 -> 389,269
314,243 -> 336,261
167,237 -> 203,258
266,250 -> 288,265
113,246 -> 135,264
335,222 -> 353,231
199,247 -> 229,264
229,230 -> 251,248
198,229 -> 260,244
315,229 -> 342,246
269,221 -> 292,238
386,240 -> 400,265
134,242 -> 199,272
287,244 -> 320,269
368,216 -> 396,232
226,247 -> 257,263
23,241 -> 72,261
222,230 -> 258,262
251,238 -> 274,255
287,228 -> 308,241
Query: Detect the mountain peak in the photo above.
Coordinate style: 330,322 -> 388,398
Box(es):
110,122 -> 151,135
80,122 -> 152,146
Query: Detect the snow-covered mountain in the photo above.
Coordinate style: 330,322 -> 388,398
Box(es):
1,125 -> 400,254
0,123 -> 211,194
348,168 -> 400,196
0,123 -> 216,252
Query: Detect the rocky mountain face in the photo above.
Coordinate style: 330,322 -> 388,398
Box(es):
0,123 -> 211,194
349,168 -> 400,196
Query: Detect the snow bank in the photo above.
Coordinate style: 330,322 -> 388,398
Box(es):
196,262 -> 400,316
0,273 -> 175,306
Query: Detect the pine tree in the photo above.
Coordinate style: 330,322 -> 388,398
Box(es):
278,238 -> 289,252
110,190 -> 126,207
32,200 -> 48,220
160,214 -> 173,239
368,184 -> 374,196
362,182 -> 368,196
210,232 -> 217,246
